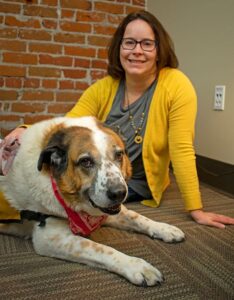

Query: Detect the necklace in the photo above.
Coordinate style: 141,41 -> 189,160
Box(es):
125,86 -> 147,144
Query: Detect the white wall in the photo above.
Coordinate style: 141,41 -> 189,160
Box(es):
148,0 -> 234,164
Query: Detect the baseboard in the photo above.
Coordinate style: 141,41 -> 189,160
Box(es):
196,155 -> 234,195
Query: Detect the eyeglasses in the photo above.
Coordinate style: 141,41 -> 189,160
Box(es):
121,38 -> 158,52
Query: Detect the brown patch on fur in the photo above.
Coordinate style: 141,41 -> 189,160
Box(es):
80,240 -> 91,249
55,126 -> 98,205
97,121 -> 132,180
130,213 -> 139,220
92,243 -> 104,253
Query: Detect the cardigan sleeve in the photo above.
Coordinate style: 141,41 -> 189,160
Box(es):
167,70 -> 202,210
66,76 -> 119,122
66,79 -> 102,118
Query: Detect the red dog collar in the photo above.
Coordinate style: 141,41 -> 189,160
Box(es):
50,176 -> 107,236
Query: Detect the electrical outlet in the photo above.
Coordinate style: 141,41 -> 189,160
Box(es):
214,85 -> 225,110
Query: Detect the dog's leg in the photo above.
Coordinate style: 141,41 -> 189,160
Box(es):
0,220 -> 34,239
32,217 -> 164,286
104,205 -> 185,243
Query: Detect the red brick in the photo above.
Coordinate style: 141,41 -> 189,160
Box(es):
5,16 -> 41,28
63,69 -> 86,79
94,25 -> 117,35
42,19 -> 57,29
61,10 -> 75,19
0,115 -> 21,122
54,33 -> 85,44
92,60 -> 107,70
21,91 -> 54,101
126,6 -> 144,14
24,6 -> 58,18
0,28 -> 17,38
19,29 -> 52,41
5,78 -> 22,88
107,15 -> 124,25
0,40 -> 26,52
23,78 -> 40,88
12,103 -> 45,113
60,21 -> 91,33
0,90 -> 18,100
24,115 -> 54,124
56,91 -> 81,102
1,102 -> 10,112
74,58 -> 90,68
48,103 -> 75,114
59,80 -> 74,90
0,78 -> 4,87
29,67 -> 61,78
3,53 -> 38,65
0,66 -> 26,77
76,11 -> 105,22
90,70 -> 106,81
42,79 -> 57,89
88,35 -> 110,47
75,81 -> 89,90
61,0 -> 91,10
41,0 -> 58,6
65,46 -> 95,57
98,48 -> 108,59
132,0 -> 145,6
29,43 -> 62,54
94,2 -> 124,14
0,3 -> 21,14
39,54 -> 73,66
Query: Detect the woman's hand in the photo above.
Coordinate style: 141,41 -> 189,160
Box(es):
0,127 -> 26,175
190,209 -> 234,229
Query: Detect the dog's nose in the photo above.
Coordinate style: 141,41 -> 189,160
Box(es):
106,187 -> 127,202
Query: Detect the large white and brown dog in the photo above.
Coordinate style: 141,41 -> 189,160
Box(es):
0,117 -> 185,286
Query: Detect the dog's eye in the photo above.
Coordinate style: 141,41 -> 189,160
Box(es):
77,157 -> 95,169
115,150 -> 124,162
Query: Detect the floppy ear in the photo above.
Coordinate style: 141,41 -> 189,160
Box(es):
37,130 -> 68,175
37,146 -> 67,174
122,154 -> 132,181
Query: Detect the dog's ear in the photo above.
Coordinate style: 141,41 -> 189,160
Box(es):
122,153 -> 132,181
37,146 -> 67,173
37,130 -> 68,175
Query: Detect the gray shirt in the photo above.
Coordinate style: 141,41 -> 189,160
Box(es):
105,79 -> 157,198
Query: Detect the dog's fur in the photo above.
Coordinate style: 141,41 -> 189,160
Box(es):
0,117 -> 185,286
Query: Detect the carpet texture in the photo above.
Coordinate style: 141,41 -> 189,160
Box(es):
0,176 -> 233,300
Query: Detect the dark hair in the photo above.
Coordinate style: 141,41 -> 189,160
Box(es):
107,10 -> 179,79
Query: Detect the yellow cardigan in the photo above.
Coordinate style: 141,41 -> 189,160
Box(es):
66,67 -> 202,211
0,67 -> 202,221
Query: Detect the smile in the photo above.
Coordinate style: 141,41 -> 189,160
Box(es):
128,59 -> 146,63
89,197 -> 121,215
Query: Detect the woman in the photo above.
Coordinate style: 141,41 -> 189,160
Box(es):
1,11 -> 234,228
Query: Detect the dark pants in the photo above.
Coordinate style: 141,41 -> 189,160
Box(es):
126,186 -> 145,202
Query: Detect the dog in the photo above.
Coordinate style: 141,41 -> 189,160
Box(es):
0,116 -> 185,286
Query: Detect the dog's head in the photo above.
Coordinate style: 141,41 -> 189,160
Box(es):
37,117 -> 132,216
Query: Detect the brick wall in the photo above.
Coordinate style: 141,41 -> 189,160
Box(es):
0,0 -> 146,136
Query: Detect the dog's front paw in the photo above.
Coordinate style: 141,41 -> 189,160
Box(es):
122,257 -> 164,286
150,223 -> 185,243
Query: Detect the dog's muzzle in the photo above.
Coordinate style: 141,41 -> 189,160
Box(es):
89,183 -> 127,215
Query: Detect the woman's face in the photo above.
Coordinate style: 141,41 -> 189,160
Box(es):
120,19 -> 157,80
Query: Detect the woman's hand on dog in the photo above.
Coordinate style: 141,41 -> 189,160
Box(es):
0,127 -> 26,175
190,209 -> 234,228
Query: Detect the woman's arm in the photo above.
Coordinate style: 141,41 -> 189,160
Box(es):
168,71 -> 234,228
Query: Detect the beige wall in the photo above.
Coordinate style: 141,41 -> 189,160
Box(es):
148,0 -> 234,164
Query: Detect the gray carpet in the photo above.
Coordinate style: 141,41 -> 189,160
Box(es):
0,176 -> 234,300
